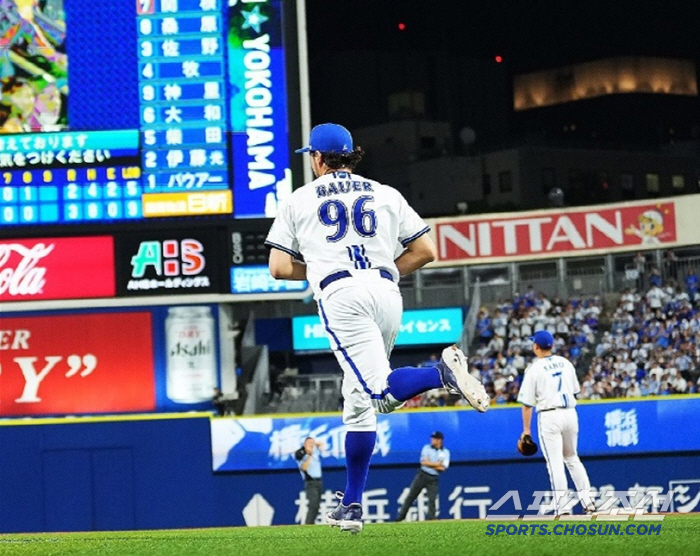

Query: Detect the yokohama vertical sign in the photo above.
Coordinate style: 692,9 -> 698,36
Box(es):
427,197 -> 697,266
0,236 -> 116,301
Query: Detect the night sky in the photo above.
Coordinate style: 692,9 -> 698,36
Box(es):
305,0 -> 700,73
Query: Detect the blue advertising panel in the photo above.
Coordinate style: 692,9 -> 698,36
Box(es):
211,396 -> 700,472
216,455 -> 700,524
2,415 -> 698,533
292,307 -> 464,351
230,265 -> 308,294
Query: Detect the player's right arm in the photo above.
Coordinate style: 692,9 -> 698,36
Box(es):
265,197 -> 307,280
394,234 -> 437,276
517,365 -> 536,435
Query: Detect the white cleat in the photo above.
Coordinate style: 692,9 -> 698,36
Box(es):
438,345 -> 490,412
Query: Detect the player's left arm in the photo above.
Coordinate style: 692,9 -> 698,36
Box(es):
269,248 -> 307,280
395,234 -> 437,276
395,192 -> 436,275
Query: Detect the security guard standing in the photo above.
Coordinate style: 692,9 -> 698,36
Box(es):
396,431 -> 450,521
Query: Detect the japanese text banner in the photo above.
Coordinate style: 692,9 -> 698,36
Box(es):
210,397 -> 700,471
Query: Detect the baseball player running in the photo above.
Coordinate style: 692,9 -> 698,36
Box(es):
266,123 -> 489,533
517,330 -> 595,515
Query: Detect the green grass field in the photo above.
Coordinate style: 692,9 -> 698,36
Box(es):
2,515 -> 699,556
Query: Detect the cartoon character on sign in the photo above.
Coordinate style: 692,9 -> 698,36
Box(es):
625,209 -> 664,246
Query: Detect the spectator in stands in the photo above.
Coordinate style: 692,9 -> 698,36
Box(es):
649,267 -> 663,288
626,381 -> 642,398
664,250 -> 678,281
686,269 -> 699,303
634,251 -> 647,291
492,309 -> 508,339
420,353 -> 439,368
487,334 -> 505,356
646,284 -> 665,311
476,308 -> 493,345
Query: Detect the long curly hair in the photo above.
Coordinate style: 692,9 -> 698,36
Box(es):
318,147 -> 365,171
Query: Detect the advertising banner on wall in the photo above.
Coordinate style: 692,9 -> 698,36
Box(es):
114,230 -> 228,296
210,397 -> 700,472
0,236 -> 115,302
0,304 -> 221,417
0,312 -> 155,415
427,194 -> 700,266
292,307 -> 463,351
221,455 -> 700,525
231,265 -> 308,295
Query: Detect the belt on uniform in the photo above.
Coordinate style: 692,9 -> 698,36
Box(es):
319,269 -> 393,291
539,407 -> 566,412
306,477 -> 322,482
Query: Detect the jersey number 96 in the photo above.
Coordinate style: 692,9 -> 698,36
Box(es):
318,195 -> 377,242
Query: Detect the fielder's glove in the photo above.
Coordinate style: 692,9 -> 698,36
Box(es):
517,433 -> 538,456
294,447 -> 306,461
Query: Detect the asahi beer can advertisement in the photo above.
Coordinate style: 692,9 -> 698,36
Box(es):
0,304 -> 221,417
165,306 -> 217,403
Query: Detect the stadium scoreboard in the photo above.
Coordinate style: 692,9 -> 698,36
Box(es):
0,0 -> 301,228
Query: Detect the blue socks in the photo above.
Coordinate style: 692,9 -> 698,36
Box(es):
387,366 -> 442,401
342,368 -> 442,506
343,431 -> 376,506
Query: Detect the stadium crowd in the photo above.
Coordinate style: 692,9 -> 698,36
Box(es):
580,272 -> 700,399
406,268 -> 700,408
407,288 -> 602,407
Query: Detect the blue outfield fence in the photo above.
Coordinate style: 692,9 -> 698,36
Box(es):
211,396 -> 700,472
1,397 -> 699,532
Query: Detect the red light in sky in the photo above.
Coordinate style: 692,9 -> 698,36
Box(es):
495,55 -> 503,63
398,22 -> 406,31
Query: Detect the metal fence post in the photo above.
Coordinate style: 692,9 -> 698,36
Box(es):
462,265 -> 471,304
557,257 -> 568,298
415,268 -> 423,306
605,254 -> 615,293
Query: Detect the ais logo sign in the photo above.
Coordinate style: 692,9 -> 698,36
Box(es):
131,239 -> 206,278
115,231 -> 226,296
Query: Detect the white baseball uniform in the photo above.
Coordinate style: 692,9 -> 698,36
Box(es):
517,354 -> 594,514
265,171 -> 430,431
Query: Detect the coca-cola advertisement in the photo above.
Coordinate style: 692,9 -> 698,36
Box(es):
114,230 -> 227,297
0,312 -> 156,416
0,236 -> 116,302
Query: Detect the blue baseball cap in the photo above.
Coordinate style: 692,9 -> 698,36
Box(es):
531,330 -> 554,349
295,123 -> 354,154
